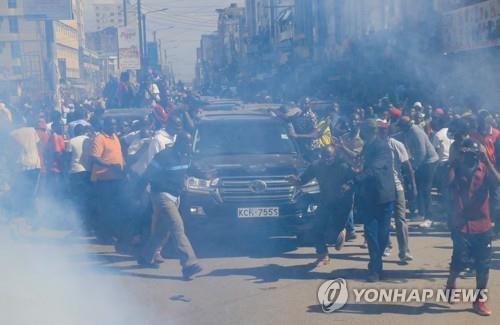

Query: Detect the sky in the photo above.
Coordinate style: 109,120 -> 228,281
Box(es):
87,0 -> 245,82
142,0 -> 245,82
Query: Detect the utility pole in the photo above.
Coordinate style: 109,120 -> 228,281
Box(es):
123,0 -> 128,26
44,20 -> 61,111
142,14 -> 147,65
270,0 -> 276,42
137,0 -> 144,69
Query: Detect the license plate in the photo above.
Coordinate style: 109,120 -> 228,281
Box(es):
238,207 -> 279,218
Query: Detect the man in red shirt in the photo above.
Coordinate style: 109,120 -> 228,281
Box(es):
446,138 -> 500,316
471,110 -> 500,236
43,119 -> 66,218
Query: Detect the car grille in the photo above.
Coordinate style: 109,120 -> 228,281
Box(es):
219,176 -> 296,203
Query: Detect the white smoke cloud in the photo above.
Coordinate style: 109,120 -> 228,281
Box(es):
0,224 -> 148,325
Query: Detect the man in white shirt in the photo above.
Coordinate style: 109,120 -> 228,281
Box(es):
431,111 -> 454,221
432,125 -> 453,163
130,111 -> 176,176
67,124 -> 92,226
10,119 -> 41,218
379,120 -> 416,264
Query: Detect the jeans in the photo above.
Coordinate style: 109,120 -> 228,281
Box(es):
141,192 -> 198,269
345,209 -> 355,235
363,202 -> 394,275
415,162 -> 437,219
388,190 -> 410,258
450,230 -> 492,276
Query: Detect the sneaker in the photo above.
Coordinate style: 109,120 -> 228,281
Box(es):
383,247 -> 392,257
419,219 -> 433,228
153,252 -> 165,264
367,273 -> 380,283
335,229 -> 346,251
389,221 -> 396,231
182,264 -> 203,281
399,254 -> 414,265
473,301 -> 492,316
314,255 -> 330,267
346,231 -> 357,241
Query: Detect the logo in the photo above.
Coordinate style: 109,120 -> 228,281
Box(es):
317,278 -> 349,313
249,180 -> 267,193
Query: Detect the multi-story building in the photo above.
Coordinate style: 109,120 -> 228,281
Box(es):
217,3 -> 246,66
84,0 -> 126,32
55,0 -> 83,80
196,33 -> 223,92
434,0 -> 500,108
0,0 -> 86,101
0,0 -> 46,99
86,27 -> 119,56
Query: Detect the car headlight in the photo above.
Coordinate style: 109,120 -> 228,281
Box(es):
301,178 -> 320,194
186,177 -> 219,193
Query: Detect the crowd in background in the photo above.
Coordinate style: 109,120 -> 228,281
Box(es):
0,77 -> 499,313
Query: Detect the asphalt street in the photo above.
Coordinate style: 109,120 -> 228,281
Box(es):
1,219 -> 499,325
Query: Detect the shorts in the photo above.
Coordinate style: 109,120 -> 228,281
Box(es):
450,229 -> 492,273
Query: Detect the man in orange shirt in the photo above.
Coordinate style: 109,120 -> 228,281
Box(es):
91,117 -> 125,243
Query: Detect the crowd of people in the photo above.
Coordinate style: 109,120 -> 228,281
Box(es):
280,99 -> 499,315
0,85 -> 499,315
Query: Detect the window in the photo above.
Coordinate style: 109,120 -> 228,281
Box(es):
8,0 -> 17,9
8,16 -> 19,33
11,42 -> 21,59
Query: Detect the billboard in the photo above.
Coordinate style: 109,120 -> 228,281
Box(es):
443,0 -> 500,52
118,27 -> 141,71
24,0 -> 73,20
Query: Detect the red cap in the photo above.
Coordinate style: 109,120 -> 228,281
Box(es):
389,107 -> 402,118
434,108 -> 446,116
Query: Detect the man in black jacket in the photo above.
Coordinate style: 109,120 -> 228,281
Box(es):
138,133 -> 202,280
357,119 -> 396,282
295,145 -> 356,266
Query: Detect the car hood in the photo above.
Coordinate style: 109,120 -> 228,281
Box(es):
190,154 -> 307,178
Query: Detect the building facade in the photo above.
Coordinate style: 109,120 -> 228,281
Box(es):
196,0 -> 498,106
84,0 -> 125,32
0,0 -> 46,99
0,0 -> 103,102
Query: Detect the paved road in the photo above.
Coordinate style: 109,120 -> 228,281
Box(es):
1,220 -> 499,325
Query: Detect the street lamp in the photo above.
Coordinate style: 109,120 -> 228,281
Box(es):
142,7 -> 169,54
137,2 -> 168,68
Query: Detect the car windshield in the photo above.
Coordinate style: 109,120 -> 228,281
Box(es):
194,120 -> 297,155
